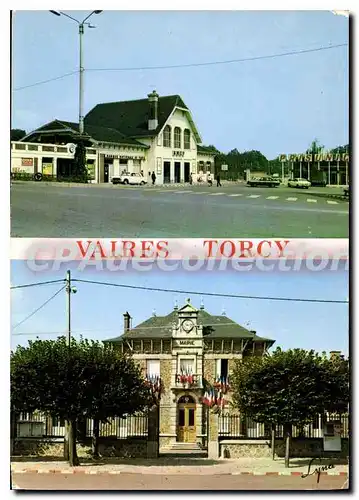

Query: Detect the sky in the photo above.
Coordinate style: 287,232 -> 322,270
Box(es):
12,10 -> 349,159
11,260 -> 349,355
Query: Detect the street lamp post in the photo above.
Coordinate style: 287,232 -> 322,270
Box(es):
50,10 -> 102,135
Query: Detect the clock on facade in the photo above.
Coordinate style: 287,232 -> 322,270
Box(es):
182,319 -> 194,333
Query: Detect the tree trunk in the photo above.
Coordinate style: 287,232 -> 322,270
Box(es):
271,425 -> 276,460
68,419 -> 79,467
64,421 -> 69,461
284,424 -> 291,468
92,419 -> 100,458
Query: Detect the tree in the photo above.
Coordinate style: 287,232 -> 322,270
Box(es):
11,129 -> 26,141
231,348 -> 349,467
11,337 -> 151,465
306,138 -> 324,154
72,137 -> 89,181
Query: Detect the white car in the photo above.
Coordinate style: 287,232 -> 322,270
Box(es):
111,172 -> 147,186
288,178 -> 311,189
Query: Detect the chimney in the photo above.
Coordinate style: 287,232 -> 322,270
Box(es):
148,90 -> 159,130
200,299 -> 204,310
123,311 -> 131,333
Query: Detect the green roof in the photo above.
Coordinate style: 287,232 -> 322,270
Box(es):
105,308 -> 275,345
85,95 -> 188,138
25,120 -> 148,148
197,145 -> 218,155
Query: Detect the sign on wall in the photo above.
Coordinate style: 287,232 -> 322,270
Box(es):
221,164 -> 228,171
280,153 -> 349,162
156,158 -> 162,175
42,162 -> 53,176
21,158 -> 33,167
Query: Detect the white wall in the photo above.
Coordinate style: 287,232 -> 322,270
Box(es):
141,108 -> 198,184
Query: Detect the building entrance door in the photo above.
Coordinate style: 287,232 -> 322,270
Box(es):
163,161 -> 171,183
104,164 -> 109,183
177,396 -> 196,443
184,162 -> 190,183
174,162 -> 181,183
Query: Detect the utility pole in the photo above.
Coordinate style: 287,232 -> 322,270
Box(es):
66,270 -> 72,346
50,10 -> 102,135
79,24 -> 85,135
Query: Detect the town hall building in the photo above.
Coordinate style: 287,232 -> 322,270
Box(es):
11,91 -> 216,185
104,299 -> 275,449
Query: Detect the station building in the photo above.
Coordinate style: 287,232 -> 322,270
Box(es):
11,92 -> 216,185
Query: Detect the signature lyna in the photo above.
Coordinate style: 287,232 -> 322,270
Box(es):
301,458 -> 335,483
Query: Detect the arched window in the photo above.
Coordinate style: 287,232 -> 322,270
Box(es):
174,127 -> 181,149
184,129 -> 191,150
163,125 -> 171,148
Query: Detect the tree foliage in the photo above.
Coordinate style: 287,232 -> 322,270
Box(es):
11,337 -> 152,464
231,348 -> 349,465
231,348 -> 349,426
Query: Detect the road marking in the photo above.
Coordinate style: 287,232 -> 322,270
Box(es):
286,197 -> 298,201
192,191 -> 208,194
228,194 -> 243,197
266,196 -> 279,199
307,199 -> 317,203
327,200 -> 338,205
209,192 -> 225,196
248,194 -> 261,198
173,190 -> 193,194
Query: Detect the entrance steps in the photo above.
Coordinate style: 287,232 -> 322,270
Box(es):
160,442 -> 207,457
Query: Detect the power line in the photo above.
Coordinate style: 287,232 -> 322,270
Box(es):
11,279 -> 65,290
12,286 -> 66,330
86,43 -> 348,72
73,278 -> 348,304
12,42 -> 347,92
13,70 -> 78,92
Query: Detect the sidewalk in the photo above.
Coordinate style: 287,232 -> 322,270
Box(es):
11,457 -> 349,476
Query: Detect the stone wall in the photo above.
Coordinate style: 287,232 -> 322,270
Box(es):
13,437 -> 147,458
219,438 -> 349,459
203,358 -> 215,382
160,359 -> 173,404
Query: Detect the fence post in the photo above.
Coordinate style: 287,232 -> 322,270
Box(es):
208,411 -> 219,459
147,405 -> 159,459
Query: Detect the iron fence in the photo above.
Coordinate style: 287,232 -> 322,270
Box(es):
219,413 -> 349,440
15,412 -> 148,439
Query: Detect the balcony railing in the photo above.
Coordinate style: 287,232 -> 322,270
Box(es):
174,373 -> 202,388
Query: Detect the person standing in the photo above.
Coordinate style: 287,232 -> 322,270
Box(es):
216,173 -> 221,187
189,173 -> 193,185
151,171 -> 156,185
207,173 -> 213,187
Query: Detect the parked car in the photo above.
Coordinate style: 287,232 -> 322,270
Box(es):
112,172 -> 147,185
343,186 -> 349,197
288,178 -> 311,189
247,177 -> 280,187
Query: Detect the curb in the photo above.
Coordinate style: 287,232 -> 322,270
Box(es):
12,469 -> 348,477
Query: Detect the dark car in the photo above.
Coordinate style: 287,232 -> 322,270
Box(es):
247,177 -> 280,188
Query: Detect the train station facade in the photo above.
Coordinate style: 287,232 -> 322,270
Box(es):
11,91 -> 216,185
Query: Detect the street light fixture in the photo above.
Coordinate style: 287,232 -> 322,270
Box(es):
50,10 -> 102,135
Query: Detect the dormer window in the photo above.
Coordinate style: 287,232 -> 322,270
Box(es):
174,127 -> 181,149
184,129 -> 190,150
163,125 -> 171,148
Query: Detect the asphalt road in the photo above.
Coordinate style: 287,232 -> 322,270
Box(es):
11,183 -> 349,238
11,471 -> 348,491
